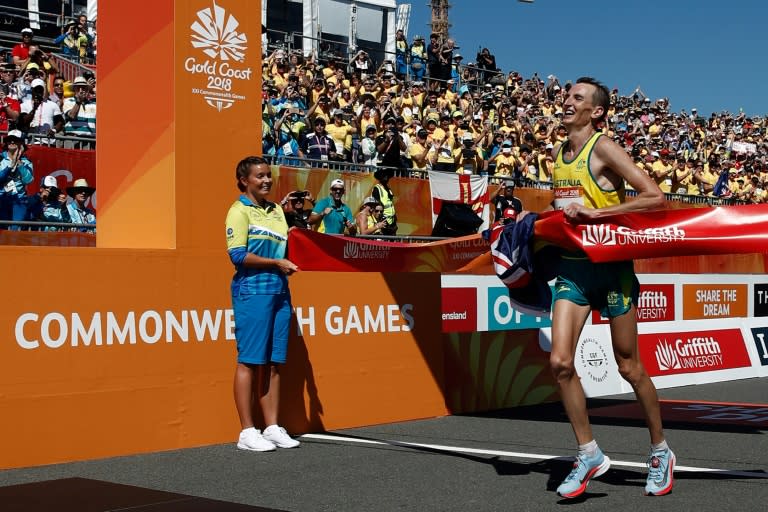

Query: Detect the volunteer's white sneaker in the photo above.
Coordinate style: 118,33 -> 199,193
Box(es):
262,425 -> 300,449
237,428 -> 276,452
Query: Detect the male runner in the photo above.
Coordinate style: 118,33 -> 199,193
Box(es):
546,77 -> 675,498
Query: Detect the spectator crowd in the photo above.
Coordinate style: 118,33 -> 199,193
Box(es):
1,21 -> 97,231
261,32 -> 768,206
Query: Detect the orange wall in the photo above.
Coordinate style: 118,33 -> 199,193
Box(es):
0,0 -> 457,470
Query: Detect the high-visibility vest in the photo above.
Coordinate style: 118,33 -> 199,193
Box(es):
374,183 -> 396,225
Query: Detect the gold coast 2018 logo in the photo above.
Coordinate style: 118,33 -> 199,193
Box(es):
186,1 -> 252,111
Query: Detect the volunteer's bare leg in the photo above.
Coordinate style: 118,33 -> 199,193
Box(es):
234,363 -> 257,428
258,364 -> 280,427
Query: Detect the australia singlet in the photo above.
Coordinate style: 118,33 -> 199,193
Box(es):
553,131 -> 624,211
552,131 -> 639,318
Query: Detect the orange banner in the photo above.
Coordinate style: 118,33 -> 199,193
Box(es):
682,284 -> 748,319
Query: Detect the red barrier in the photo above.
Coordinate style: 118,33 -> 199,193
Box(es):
288,228 -> 490,272
23,146 -> 97,212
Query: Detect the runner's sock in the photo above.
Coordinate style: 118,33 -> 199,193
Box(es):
578,440 -> 599,458
651,440 -> 669,453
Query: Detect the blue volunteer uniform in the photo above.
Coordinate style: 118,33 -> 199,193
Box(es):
226,195 -> 291,364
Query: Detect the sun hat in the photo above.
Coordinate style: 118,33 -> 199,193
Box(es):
66,178 -> 96,197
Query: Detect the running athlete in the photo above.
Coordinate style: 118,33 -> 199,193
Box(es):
543,77 -> 675,498
225,156 -> 301,452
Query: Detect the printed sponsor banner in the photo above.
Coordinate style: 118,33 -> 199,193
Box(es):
441,288 -> 477,332
23,147 -> 97,212
592,284 -> 675,324
533,204 -> 768,263
682,284 -> 747,319
754,283 -> 768,317
288,228 -> 490,272
639,328 -> 752,377
487,286 -> 552,331
750,327 -> 768,367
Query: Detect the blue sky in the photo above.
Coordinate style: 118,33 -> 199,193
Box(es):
404,0 -> 767,118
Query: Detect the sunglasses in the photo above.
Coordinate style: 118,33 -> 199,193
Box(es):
331,188 -> 344,192
374,209 -> 384,213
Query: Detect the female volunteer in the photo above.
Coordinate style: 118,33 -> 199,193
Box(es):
225,156 -> 300,452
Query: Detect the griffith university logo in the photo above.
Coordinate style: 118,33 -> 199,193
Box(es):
654,339 -> 681,371
581,225 -> 686,247
186,1 -> 252,112
654,336 -> 723,372
343,241 -> 360,259
342,241 -> 391,260
581,224 -> 617,246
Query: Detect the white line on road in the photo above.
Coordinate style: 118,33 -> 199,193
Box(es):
301,433 -> 768,479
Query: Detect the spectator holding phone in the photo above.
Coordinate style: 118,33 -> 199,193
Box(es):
308,179 -> 356,235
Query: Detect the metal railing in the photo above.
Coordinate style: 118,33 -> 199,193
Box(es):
264,29 -> 474,92
25,132 -> 96,150
50,53 -> 95,81
0,219 -> 94,230
265,155 -> 751,207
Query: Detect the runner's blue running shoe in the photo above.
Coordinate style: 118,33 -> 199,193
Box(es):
556,448 -> 611,498
645,448 -> 676,496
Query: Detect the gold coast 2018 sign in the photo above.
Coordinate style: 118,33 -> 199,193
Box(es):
185,1 -> 252,111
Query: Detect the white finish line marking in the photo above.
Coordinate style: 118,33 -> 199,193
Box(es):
301,433 -> 768,479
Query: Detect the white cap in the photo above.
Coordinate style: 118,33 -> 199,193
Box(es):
330,178 -> 345,189
31,78 -> 46,89
41,175 -> 57,188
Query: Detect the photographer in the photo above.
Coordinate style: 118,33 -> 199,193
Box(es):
281,190 -> 315,229
273,107 -> 306,167
376,117 -> 406,172
475,48 -> 497,83
54,21 -> 84,60
356,197 -> 386,235
454,132 -> 483,175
